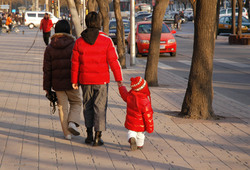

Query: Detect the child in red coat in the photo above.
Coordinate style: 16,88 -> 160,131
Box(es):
119,77 -> 154,151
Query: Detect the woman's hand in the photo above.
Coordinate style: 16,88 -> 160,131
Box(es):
72,83 -> 79,90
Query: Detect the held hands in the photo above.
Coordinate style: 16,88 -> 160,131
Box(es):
117,81 -> 123,87
72,83 -> 79,90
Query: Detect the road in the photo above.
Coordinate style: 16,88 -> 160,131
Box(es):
156,22 -> 250,106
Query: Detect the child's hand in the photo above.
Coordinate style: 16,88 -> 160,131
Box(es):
117,81 -> 123,87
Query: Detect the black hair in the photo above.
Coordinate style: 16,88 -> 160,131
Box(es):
85,11 -> 101,29
55,19 -> 70,34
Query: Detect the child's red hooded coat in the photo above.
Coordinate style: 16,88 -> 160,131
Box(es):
119,86 -> 154,133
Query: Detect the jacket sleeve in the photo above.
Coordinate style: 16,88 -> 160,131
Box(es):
71,40 -> 80,84
43,47 -> 52,91
142,102 -> 154,133
107,40 -> 123,82
118,86 -> 129,102
49,19 -> 53,28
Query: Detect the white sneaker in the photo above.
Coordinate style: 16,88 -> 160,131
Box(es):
68,122 -> 80,136
65,134 -> 72,140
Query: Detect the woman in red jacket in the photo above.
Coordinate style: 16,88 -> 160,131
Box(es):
40,13 -> 53,45
71,12 -> 123,146
119,77 -> 154,151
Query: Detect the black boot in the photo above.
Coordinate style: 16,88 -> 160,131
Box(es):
92,131 -> 104,146
85,127 -> 93,144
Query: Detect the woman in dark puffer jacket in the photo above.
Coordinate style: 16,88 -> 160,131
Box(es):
43,20 -> 82,140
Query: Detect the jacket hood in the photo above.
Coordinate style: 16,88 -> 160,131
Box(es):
81,28 -> 99,45
50,33 -> 75,49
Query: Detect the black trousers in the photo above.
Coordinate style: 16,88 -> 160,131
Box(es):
43,31 -> 51,45
81,84 -> 108,131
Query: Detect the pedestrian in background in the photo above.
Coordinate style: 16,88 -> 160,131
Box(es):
119,77 -> 154,151
71,12 -> 123,146
43,20 -> 82,140
40,13 -> 53,45
6,14 -> 12,33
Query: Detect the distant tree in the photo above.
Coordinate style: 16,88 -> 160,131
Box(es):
66,0 -> 82,37
145,0 -> 169,86
113,0 -> 126,69
237,0 -> 243,36
96,0 -> 110,34
189,0 -> 196,21
180,0 -> 217,119
87,0 -> 98,12
216,0 -> 220,38
231,0 -> 236,34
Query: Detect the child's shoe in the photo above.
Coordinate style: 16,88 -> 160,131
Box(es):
129,137 -> 137,151
137,146 -> 143,150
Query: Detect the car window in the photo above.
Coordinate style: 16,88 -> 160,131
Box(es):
220,9 -> 226,14
109,21 -> 130,30
123,22 -> 130,29
224,17 -> 230,24
219,17 -> 225,24
38,14 -> 44,18
162,24 -> 170,33
228,9 -> 232,14
138,23 -> 170,34
138,24 -> 151,33
109,22 -> 116,30
236,16 -> 249,23
27,13 -> 36,17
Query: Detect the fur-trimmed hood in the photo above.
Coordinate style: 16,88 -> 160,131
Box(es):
50,33 -> 75,49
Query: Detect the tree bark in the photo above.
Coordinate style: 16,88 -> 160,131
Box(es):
96,0 -> 110,35
113,0 -> 126,69
216,0 -> 220,38
189,0 -> 196,21
231,0 -> 236,34
180,0 -> 217,119
145,0 -> 169,86
237,0 -> 243,36
67,0 -> 83,38
87,0 -> 98,12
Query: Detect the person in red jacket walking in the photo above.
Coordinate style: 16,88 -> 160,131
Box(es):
71,12 -> 123,146
40,13 -> 53,45
119,77 -> 154,151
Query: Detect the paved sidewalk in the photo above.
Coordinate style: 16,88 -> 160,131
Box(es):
0,29 -> 250,170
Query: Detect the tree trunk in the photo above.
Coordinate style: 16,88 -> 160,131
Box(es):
145,0 -> 169,86
216,0 -> 220,38
114,0 -> 126,69
87,0 -> 98,12
67,0 -> 83,38
237,0 -> 243,36
96,0 -> 109,34
189,0 -> 196,21
180,0 -> 217,119
231,0 -> 236,34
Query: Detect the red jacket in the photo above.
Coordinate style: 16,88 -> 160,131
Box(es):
71,31 -> 123,85
119,86 -> 154,133
40,18 -> 53,33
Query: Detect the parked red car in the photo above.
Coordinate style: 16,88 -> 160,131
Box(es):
127,21 -> 177,57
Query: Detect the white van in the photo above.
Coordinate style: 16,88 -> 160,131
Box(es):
219,7 -> 249,19
24,11 -> 59,29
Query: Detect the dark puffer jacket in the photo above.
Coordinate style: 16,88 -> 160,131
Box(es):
43,33 -> 75,91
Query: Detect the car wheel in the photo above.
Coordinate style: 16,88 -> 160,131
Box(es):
28,24 -> 35,29
170,52 -> 176,57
